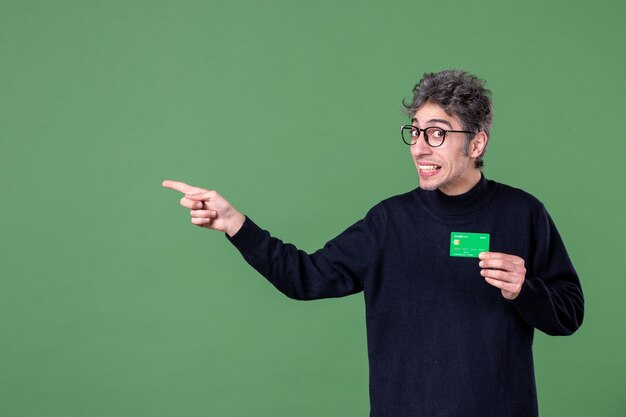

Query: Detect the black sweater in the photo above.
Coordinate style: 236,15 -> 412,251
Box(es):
227,177 -> 584,417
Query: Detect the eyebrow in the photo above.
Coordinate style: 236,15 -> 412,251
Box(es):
411,118 -> 453,129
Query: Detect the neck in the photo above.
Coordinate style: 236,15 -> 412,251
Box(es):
439,169 -> 483,196
416,173 -> 493,219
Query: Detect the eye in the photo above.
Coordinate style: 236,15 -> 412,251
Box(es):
411,128 -> 420,137
431,128 -> 445,138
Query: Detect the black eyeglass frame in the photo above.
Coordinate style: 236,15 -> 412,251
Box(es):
400,125 -> 476,147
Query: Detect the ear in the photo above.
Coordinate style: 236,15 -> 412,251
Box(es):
470,131 -> 489,158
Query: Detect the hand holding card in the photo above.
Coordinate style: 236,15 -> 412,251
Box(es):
478,252 -> 526,300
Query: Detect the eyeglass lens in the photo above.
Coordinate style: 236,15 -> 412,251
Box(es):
402,126 -> 446,147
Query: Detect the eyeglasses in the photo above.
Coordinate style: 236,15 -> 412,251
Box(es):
400,125 -> 475,147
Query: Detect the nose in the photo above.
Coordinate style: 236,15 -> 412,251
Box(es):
411,132 -> 432,156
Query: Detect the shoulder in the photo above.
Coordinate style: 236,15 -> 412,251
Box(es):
359,189 -> 428,231
378,188 -> 419,206
370,188 -> 419,215
489,179 -> 546,212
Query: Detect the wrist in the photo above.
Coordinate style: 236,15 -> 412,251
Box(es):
226,212 -> 245,237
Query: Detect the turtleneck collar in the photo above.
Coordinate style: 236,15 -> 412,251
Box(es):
414,174 -> 497,218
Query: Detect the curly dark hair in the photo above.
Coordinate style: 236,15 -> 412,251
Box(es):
403,70 -> 493,169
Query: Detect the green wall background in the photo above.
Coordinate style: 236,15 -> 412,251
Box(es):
1,0 -> 624,416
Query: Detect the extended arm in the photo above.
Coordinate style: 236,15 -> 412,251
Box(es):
226,212 -> 385,300
163,179 -> 386,300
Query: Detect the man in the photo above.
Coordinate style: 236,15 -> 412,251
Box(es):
163,70 -> 584,417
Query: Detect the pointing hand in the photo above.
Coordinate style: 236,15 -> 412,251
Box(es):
162,180 -> 245,237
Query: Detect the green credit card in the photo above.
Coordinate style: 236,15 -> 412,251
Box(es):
450,232 -> 490,258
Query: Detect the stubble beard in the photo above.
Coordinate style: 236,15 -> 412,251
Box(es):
418,156 -> 470,193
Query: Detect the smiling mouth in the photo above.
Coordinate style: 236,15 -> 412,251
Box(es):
417,164 -> 442,172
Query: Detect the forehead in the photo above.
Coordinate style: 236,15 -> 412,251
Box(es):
412,102 -> 461,128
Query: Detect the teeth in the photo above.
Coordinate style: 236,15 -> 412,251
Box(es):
418,165 -> 440,171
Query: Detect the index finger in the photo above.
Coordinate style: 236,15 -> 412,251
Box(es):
162,180 -> 207,194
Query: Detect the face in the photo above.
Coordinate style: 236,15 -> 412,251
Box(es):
410,102 -> 485,196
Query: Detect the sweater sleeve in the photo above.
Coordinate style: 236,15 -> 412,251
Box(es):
510,205 -> 584,336
225,205 -> 387,301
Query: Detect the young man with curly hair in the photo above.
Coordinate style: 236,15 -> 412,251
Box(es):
164,69 -> 584,417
